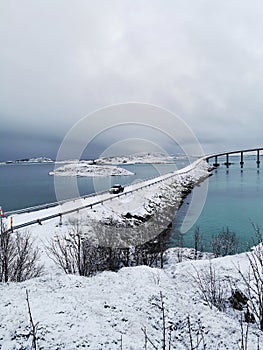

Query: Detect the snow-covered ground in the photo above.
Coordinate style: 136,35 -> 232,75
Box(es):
1,245 -> 262,349
49,161 -> 134,177
2,159 -> 262,349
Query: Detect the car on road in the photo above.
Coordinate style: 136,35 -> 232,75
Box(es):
109,184 -> 124,194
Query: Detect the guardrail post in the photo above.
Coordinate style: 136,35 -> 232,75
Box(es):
10,216 -> 13,232
59,214 -> 62,226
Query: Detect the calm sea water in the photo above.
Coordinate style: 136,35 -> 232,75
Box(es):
0,158 -> 262,252
172,157 -> 263,252
0,161 -> 185,212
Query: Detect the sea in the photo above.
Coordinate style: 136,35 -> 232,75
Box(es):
0,157 -> 262,252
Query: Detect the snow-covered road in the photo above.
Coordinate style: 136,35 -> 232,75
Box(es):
3,158 -> 210,231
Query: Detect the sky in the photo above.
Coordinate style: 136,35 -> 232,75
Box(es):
1,0 -> 263,161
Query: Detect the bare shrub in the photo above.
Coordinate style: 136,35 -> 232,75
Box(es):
143,293 -> 207,349
46,230 -> 106,276
236,243 -> 263,331
0,224 -> 43,282
210,227 -> 238,257
26,290 -> 39,350
191,260 -> 228,311
186,315 -> 206,350
47,217 -> 169,276
0,223 -> 16,282
143,291 -> 171,350
13,232 -> 44,282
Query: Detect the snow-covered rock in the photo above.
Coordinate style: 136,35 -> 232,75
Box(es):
49,161 -> 134,177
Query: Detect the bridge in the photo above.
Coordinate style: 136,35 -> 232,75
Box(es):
2,147 -> 262,233
205,147 -> 263,168
1,158 -> 207,233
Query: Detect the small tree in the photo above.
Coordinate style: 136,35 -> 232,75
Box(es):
210,227 -> 238,257
12,232 -> 44,282
0,223 -> 16,282
0,224 -> 43,282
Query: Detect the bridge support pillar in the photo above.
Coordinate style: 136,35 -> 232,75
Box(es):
257,149 -> 260,168
213,156 -> 219,167
240,151 -> 244,168
224,154 -> 231,167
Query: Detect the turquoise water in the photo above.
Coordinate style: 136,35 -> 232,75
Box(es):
172,157 -> 263,252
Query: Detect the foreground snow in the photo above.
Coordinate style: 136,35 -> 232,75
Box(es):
0,249 -> 262,349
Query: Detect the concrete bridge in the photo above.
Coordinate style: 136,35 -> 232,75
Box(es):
205,147 -> 263,168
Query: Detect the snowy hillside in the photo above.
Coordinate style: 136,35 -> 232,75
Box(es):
1,159 -> 262,349
0,249 -> 262,349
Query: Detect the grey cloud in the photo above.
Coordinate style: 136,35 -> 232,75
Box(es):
1,0 -> 263,159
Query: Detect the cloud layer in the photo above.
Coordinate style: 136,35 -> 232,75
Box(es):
1,1 -> 263,160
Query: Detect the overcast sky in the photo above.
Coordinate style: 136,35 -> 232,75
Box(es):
1,0 -> 263,161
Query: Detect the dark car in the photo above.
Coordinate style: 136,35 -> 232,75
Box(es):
109,184 -> 124,194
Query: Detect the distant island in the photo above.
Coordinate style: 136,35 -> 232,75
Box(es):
49,161 -> 134,177
1,157 -> 53,165
1,153 -> 191,167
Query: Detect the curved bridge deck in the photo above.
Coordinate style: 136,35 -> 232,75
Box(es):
205,147 -> 263,168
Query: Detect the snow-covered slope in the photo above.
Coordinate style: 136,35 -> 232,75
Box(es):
2,159 -> 261,349
0,250 -> 262,349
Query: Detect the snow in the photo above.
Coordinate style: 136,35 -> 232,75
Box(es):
49,161 -> 134,177
0,248 -> 262,349
2,159 -> 262,349
94,152 -> 177,164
